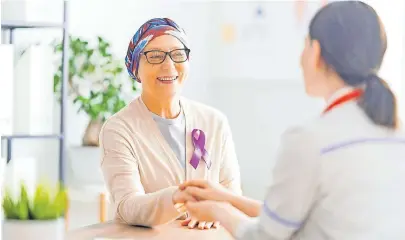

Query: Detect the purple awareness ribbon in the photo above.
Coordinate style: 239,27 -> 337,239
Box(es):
190,129 -> 211,169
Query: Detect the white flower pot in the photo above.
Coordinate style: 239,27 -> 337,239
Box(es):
2,219 -> 64,240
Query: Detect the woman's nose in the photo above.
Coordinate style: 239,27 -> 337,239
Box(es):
160,55 -> 176,69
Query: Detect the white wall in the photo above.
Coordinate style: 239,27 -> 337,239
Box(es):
368,0 -> 405,121
207,1 -> 326,199
3,0 -> 405,201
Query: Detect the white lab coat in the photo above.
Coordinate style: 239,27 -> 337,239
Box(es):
236,88 -> 405,240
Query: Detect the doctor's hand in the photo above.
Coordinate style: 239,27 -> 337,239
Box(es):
181,216 -> 220,229
179,180 -> 233,203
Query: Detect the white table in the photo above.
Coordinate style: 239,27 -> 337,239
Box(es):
66,220 -> 234,240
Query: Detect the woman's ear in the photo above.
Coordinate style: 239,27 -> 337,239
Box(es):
134,71 -> 141,83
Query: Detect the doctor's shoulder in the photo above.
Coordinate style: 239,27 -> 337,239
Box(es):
278,118 -> 328,154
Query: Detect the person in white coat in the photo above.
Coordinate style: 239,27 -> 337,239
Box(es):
178,1 -> 405,239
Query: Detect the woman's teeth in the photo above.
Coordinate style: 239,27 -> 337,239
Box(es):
157,76 -> 177,81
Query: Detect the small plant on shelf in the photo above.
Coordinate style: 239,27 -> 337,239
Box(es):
2,182 -> 68,220
52,35 -> 138,146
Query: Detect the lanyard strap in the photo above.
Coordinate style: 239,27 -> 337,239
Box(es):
323,89 -> 363,114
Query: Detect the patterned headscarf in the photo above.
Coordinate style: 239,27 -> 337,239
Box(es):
125,18 -> 189,82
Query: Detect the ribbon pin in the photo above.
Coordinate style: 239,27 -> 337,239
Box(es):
190,129 -> 211,169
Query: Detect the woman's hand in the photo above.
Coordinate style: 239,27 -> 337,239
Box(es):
181,216 -> 220,229
185,200 -> 232,223
172,188 -> 197,205
172,187 -> 220,229
179,179 -> 234,203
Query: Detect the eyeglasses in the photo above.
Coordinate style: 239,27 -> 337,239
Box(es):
141,48 -> 191,64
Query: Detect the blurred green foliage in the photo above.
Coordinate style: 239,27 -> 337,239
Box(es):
2,182 -> 68,220
52,35 -> 138,122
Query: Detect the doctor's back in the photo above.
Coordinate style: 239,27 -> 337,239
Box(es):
295,96 -> 405,239
264,2 -> 405,239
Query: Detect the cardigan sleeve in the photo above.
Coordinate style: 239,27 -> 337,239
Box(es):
219,117 -> 242,195
234,126 -> 321,240
99,120 -> 185,227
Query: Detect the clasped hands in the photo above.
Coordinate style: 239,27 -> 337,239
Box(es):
172,180 -> 233,230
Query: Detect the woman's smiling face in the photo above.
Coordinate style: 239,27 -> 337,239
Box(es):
136,35 -> 190,101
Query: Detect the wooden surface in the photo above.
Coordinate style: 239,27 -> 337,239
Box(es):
66,220 -> 234,240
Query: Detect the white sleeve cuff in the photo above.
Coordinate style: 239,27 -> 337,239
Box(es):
235,217 -> 259,240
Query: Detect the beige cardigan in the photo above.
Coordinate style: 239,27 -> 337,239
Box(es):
99,96 -> 242,226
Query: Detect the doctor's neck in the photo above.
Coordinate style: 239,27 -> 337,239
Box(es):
141,93 -> 181,119
322,75 -> 350,103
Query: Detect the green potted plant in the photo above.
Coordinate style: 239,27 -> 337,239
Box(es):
52,35 -> 138,146
1,181 -> 68,240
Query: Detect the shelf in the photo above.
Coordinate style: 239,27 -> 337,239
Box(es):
1,21 -> 64,30
1,134 -> 64,164
1,134 -> 63,140
1,0 -> 68,184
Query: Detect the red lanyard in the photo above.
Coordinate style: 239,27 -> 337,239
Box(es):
323,89 -> 363,114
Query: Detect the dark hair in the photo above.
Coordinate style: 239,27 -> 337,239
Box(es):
309,1 -> 398,129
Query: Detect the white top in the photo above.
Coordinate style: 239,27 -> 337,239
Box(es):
151,112 -> 187,168
236,87 -> 405,240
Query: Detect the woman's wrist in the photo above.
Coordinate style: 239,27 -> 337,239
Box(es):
172,188 -> 178,205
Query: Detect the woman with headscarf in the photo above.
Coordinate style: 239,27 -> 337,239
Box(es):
179,1 -> 405,239
99,18 -> 242,229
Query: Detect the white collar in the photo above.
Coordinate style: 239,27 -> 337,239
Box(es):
325,86 -> 356,106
